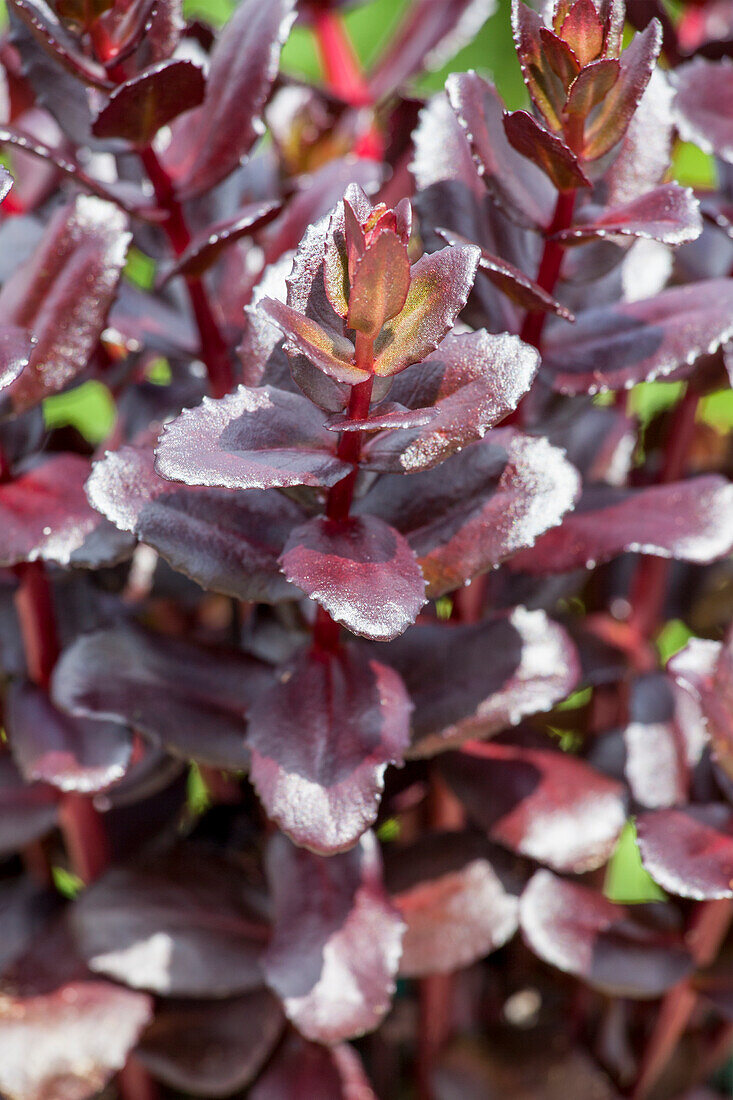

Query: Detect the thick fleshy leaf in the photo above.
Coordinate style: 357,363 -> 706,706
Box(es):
347,230 -> 411,338
0,454 -> 133,568
137,991 -> 283,1097
161,200 -> 281,281
583,21 -> 663,159
280,515 -> 426,642
0,755 -> 58,857
372,245 -> 480,377
559,0 -> 604,64
364,330 -> 539,474
263,832 -> 404,1042
520,870 -> 693,997
380,608 -> 580,757
175,0 -> 297,197
442,741 -> 626,872
6,680 -> 132,794
445,71 -> 554,228
260,297 -> 364,384
564,59 -> 620,117
247,645 -> 412,853
669,635 -> 733,780
673,57 -> 733,165
251,1037 -> 376,1100
91,59 -> 205,144
360,430 -> 580,598
623,673 -> 690,809
155,386 -> 350,490
555,185 -> 702,246
605,68 -> 675,206
87,442 -> 303,603
71,847 -> 269,996
542,280 -> 733,394
7,0 -> 111,87
512,2 -> 568,130
51,623 -> 269,770
0,981 -> 152,1100
368,0 -> 496,100
0,195 -> 130,415
504,110 -> 591,191
385,832 -> 520,976
0,325 -> 35,393
326,402 -> 438,433
636,806 -> 733,900
511,478 -> 733,573
436,228 -> 574,319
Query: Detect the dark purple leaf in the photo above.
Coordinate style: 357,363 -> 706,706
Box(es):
364,330 -> 539,474
0,195 -> 130,415
520,869 -> 693,997
446,71 -> 554,229
71,846 -> 269,996
87,441 -> 303,602
0,755 -> 58,858
623,673 -> 691,809
263,832 -> 404,1041
7,0 -> 111,87
52,623 -> 269,770
0,454 -> 134,568
137,991 -> 283,1097
605,68 -> 675,206
247,645 -> 412,853
0,980 -> 152,1100
6,679 -> 133,794
155,385 -> 350,490
347,230 -> 411,338
669,634 -> 733,781
381,609 -> 580,757
0,879 -> 60,975
260,297 -> 363,384
251,1036 -> 376,1100
512,2 -> 569,130
511,478 -> 733,573
503,110 -> 591,191
583,21 -> 663,159
280,515 -> 426,641
174,0 -> 297,198
385,832 -> 520,976
91,59 -> 205,145
542,280 -> 733,394
326,402 -> 438,433
555,184 -> 702,246
564,60 -> 620,117
673,57 -> 733,165
636,806 -> 733,899
368,0 -> 495,101
360,430 -> 580,597
161,199 -> 282,281
442,741 -> 626,872
0,324 -> 34,394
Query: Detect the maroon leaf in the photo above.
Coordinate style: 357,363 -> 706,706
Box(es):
6,680 -> 132,794
372,245 -> 480,378
347,230 -> 411,338
174,0 -> 297,198
280,515 -> 426,642
161,199 -> 281,281
155,386 -> 350,490
51,623 -> 269,770
260,297 -> 363,384
0,324 -> 35,393
251,1036 -> 376,1100
0,195 -> 130,415
0,454 -> 134,569
503,110 -> 591,191
560,0 -> 604,63
137,991 -> 283,1097
521,870 -> 692,997
87,441 -> 303,603
564,60 -> 620,117
636,806 -> 733,900
0,755 -> 59,858
364,330 -> 540,474
381,609 -> 580,757
605,68 -> 675,206
71,847 -> 269,996
442,741 -> 626,872
436,228 -> 574,320
511,478 -> 733,573
673,57 -> 733,165
512,2 -> 568,130
385,832 -> 520,977
91,59 -> 205,145
361,430 -> 580,598
623,674 -> 691,809
555,184 -> 702,246
445,71 -> 555,229
247,645 -> 412,853
263,832 -> 404,1041
326,402 -> 438,433
542,280 -> 733,394
0,980 -> 152,1100
7,0 -> 111,87
583,21 -> 663,159
669,634 -> 733,781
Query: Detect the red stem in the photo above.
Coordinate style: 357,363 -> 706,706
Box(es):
139,147 -> 234,399
313,9 -> 383,160
519,188 -> 577,351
